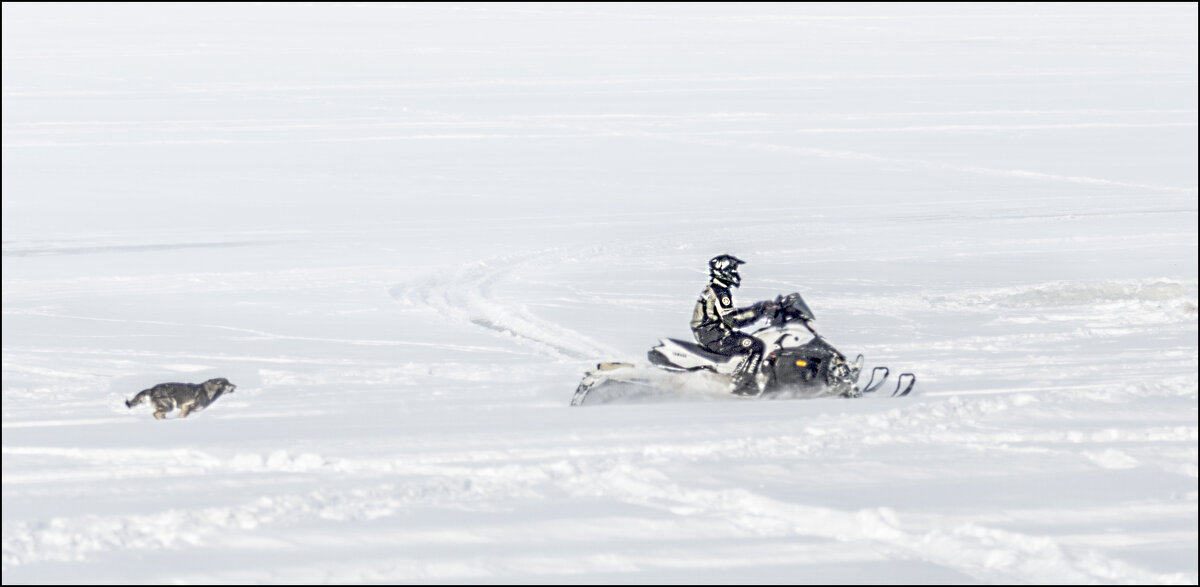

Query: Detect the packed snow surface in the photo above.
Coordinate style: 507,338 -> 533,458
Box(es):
3,3 -> 1196,584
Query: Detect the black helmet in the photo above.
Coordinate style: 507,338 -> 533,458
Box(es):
709,254 -> 745,287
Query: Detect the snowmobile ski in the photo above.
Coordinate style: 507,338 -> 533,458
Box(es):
861,366 -> 889,394
891,373 -> 916,397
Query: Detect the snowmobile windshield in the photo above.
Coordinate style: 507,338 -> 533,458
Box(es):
781,293 -> 816,323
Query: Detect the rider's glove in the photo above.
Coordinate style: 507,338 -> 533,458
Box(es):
752,300 -> 778,316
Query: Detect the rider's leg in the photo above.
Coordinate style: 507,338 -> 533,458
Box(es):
705,333 -> 763,393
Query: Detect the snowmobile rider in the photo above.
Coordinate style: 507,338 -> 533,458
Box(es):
691,254 -> 779,396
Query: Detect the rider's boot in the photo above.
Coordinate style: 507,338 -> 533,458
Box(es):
730,352 -> 763,396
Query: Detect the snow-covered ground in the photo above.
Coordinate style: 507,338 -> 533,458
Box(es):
3,3 -> 1197,584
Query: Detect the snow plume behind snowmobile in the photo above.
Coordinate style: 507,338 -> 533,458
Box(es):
571,292 -> 914,406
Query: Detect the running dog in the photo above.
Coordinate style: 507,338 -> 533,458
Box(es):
125,378 -> 237,419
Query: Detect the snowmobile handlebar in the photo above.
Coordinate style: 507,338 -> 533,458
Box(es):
766,292 -> 816,328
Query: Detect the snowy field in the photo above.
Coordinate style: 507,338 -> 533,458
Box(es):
3,3 -> 1197,584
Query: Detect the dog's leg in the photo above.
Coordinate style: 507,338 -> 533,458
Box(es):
178,402 -> 194,418
152,398 -> 173,420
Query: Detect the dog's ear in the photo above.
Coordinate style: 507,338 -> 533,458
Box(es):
203,379 -> 220,397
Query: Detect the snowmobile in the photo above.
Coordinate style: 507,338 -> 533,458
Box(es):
570,292 -> 914,406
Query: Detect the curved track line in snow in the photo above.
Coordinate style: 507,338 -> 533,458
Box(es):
580,465 -> 1195,585
7,123 -> 1197,150
0,310 -> 521,355
616,132 -> 1198,195
3,109 -> 1195,129
389,250 -> 624,362
4,456 -> 1193,583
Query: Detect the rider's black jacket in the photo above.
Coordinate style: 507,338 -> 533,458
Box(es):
690,281 -> 765,348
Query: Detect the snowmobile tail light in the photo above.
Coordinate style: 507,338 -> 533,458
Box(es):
795,360 -> 807,367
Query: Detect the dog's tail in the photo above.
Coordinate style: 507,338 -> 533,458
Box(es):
125,389 -> 152,409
